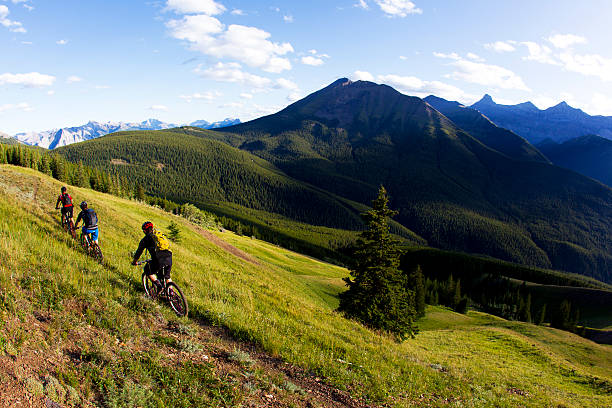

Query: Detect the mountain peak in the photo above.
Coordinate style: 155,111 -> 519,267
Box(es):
477,94 -> 495,105
327,78 -> 352,88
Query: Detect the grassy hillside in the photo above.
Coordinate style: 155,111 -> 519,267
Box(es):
0,165 -> 611,407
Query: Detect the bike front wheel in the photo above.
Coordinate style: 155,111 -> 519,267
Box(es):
167,282 -> 188,317
92,243 -> 103,263
141,272 -> 156,299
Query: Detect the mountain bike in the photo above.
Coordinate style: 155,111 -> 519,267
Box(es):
59,209 -> 76,239
134,259 -> 188,317
80,230 -> 103,263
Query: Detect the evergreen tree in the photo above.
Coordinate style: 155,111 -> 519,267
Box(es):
39,155 -> 51,175
409,265 -> 426,317
551,300 -> 572,330
167,221 -> 182,243
536,303 -> 547,325
338,186 -> 417,340
453,279 -> 462,310
77,161 -> 89,187
136,184 -> 146,201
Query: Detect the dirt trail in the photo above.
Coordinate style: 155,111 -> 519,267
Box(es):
192,225 -> 261,266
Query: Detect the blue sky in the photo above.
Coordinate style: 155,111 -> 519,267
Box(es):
2,0 -> 612,134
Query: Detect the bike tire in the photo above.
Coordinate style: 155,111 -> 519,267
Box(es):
69,221 -> 76,239
92,243 -> 103,263
167,282 -> 188,317
141,272 -> 156,299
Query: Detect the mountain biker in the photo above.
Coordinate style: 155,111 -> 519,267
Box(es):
74,201 -> 99,244
55,186 -> 74,225
132,221 -> 172,293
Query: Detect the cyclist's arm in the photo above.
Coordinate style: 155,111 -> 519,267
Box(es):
74,211 -> 83,227
55,196 -> 61,209
132,238 -> 147,263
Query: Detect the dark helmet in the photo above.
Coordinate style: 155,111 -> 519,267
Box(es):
80,201 -> 88,209
61,186 -> 67,193
142,221 -> 154,232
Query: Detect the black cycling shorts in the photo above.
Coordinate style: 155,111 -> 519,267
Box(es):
61,206 -> 74,220
145,252 -> 172,279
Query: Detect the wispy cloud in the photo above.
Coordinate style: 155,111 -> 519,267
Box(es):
230,9 -> 245,16
0,5 -> 26,33
301,56 -> 324,66
0,102 -> 33,113
548,34 -> 586,49
377,73 -> 478,102
165,0 -> 225,15
436,52 -> 530,91
67,76 -> 83,83
166,13 -> 294,73
354,0 -> 369,10
0,72 -> 55,87
283,15 -> 293,23
352,71 -> 375,81
179,90 -> 221,102
56,39 -> 68,45
374,0 -> 422,17
484,41 -> 516,53
149,104 -> 169,111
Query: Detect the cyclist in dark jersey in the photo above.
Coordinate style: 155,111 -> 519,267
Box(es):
74,201 -> 99,244
132,221 -> 172,292
55,186 -> 74,224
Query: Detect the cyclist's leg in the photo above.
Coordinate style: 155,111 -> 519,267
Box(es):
90,228 -> 99,244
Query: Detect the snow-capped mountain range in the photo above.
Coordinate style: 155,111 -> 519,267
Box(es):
10,118 -> 241,149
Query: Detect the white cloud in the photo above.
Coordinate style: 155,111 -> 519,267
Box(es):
218,102 -> 243,109
56,39 -> 68,45
21,40 -> 31,45
196,62 -> 273,88
558,51 -> 612,82
352,70 -> 374,81
275,78 -> 298,90
377,74 -> 478,102
399,55 -> 407,60
354,0 -> 369,9
230,9 -> 245,15
283,15 -> 293,23
287,92 -> 301,102
466,52 -> 484,62
437,54 -> 530,91
530,95 -> 557,110
0,102 -> 33,113
484,41 -> 516,53
521,41 -> 559,65
165,0 -> 226,15
149,105 -> 169,111
548,33 -> 587,49
94,85 -> 110,89
433,51 -> 460,60
0,5 -> 25,33
179,90 -> 220,102
167,16 -> 294,73
0,72 -> 55,87
374,0 -> 422,17
47,90 -> 55,95
301,56 -> 324,66
240,92 -> 253,99
67,75 -> 83,83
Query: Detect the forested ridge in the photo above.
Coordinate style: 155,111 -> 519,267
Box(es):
54,79 -> 612,283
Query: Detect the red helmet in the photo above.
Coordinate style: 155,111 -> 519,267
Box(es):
142,221 -> 154,232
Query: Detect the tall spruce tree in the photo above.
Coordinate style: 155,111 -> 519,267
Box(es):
409,265 -> 426,317
338,186 -> 417,340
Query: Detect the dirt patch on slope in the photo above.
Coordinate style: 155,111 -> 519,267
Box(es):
193,226 -> 261,266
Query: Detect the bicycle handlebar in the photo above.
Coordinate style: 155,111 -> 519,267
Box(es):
134,259 -> 152,266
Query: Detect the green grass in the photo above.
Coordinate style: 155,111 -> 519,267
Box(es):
0,165 -> 610,407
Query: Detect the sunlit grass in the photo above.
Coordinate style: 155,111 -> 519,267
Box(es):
0,165 -> 610,407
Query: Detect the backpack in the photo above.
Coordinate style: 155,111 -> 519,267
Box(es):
61,193 -> 73,206
83,209 -> 98,227
152,229 -> 170,252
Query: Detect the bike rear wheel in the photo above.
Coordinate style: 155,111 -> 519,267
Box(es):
68,220 -> 76,239
167,282 -> 188,317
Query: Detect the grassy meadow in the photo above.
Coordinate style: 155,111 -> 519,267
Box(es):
0,164 -> 610,407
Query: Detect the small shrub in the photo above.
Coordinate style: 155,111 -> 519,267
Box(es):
283,380 -> 305,395
179,338 -> 203,353
24,377 -> 44,396
43,375 -> 66,403
228,349 -> 255,366
65,384 -> 81,405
